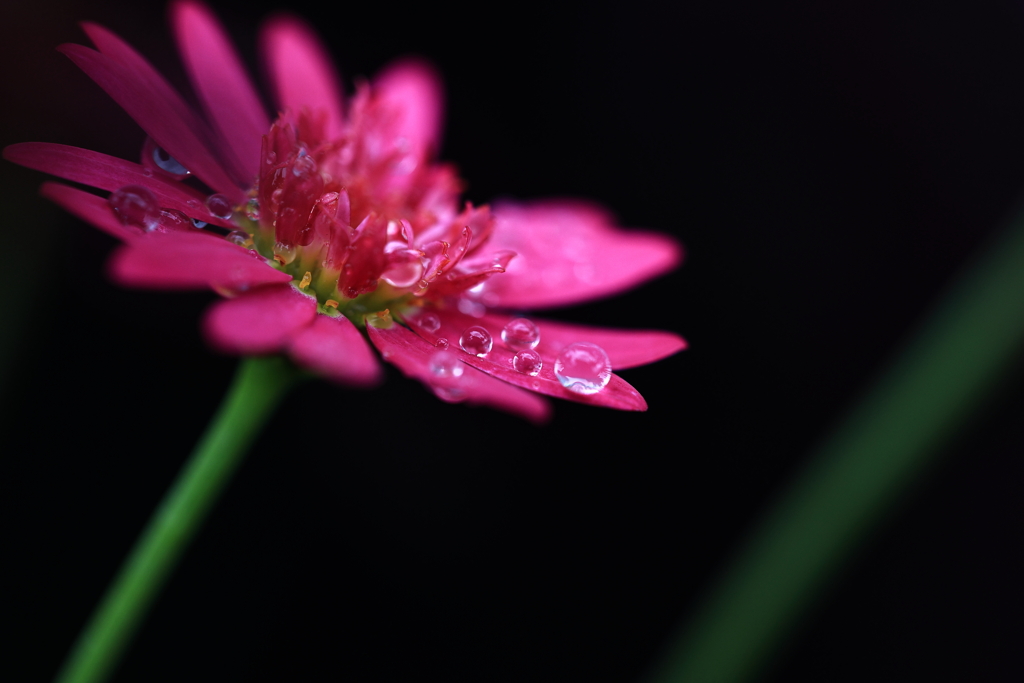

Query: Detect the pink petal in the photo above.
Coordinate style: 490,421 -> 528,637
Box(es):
401,309 -> 648,411
479,312 -> 686,370
287,314 -> 383,387
203,283 -> 317,354
366,321 -> 551,423
259,15 -> 345,137
171,1 -> 269,179
5,143 -> 235,229
481,200 -> 683,309
374,59 -> 444,160
61,28 -> 244,199
108,232 -> 293,290
39,182 -> 138,241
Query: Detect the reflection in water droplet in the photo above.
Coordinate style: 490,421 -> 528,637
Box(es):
206,193 -> 233,219
554,342 -> 611,394
292,148 -> 317,176
191,218 -> 209,229
381,256 -> 424,288
435,338 -> 449,349
460,326 -> 492,357
108,186 -> 160,232
142,138 -> 190,180
429,350 -> 465,402
226,231 -> 251,246
244,198 -> 261,221
158,209 -> 191,231
502,318 -> 540,350
419,312 -> 441,333
513,349 -> 543,376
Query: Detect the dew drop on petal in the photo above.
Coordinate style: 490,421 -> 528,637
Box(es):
429,350 -> 465,402
457,298 -> 486,318
501,317 -> 540,350
381,258 -> 424,288
460,326 -> 492,357
292,148 -> 317,176
418,312 -> 441,333
191,218 -> 209,229
225,231 -> 251,246
513,349 -> 543,376
554,342 -> 611,395
244,197 -> 261,221
142,138 -> 190,180
158,209 -> 191,231
435,337 -> 449,349
205,193 -> 233,219
108,185 -> 160,232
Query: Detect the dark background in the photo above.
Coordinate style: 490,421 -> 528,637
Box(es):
2,0 -> 1022,681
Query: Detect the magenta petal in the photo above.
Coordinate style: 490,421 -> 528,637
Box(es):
109,232 -> 293,290
171,1 -> 269,178
482,200 -> 683,309
39,182 -> 137,241
288,314 -> 383,387
259,15 -> 345,137
60,34 -> 243,199
366,322 -> 551,424
5,143 -> 235,229
373,59 -> 444,160
402,310 -> 648,411
203,283 -> 316,354
477,312 -> 686,370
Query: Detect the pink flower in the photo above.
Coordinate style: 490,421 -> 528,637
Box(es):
4,1 -> 684,423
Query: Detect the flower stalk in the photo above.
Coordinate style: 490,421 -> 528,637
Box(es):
54,355 -> 299,683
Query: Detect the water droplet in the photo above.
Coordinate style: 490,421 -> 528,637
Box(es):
142,167 -> 154,177
142,138 -> 190,180
554,342 -> 611,395
292,148 -> 317,176
225,231 -> 251,246
501,318 -> 540,350
158,209 -> 191,231
429,350 -> 465,402
108,185 -> 160,231
513,349 -> 543,376
191,218 -> 209,229
274,242 -> 297,264
457,298 -> 486,318
381,257 -> 424,288
205,193 -> 233,219
435,337 -> 449,349
460,326 -> 492,357
244,197 -> 261,221
186,199 -> 202,210
418,312 -> 441,333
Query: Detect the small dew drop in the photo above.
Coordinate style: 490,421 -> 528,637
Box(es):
292,148 -> 317,176
273,242 -> 297,264
205,193 -> 233,219
381,257 -> 424,288
108,185 -> 160,232
429,350 -> 465,402
225,231 -> 251,246
435,338 -> 449,349
244,197 -> 261,221
158,209 -> 191,231
460,326 -> 492,357
501,318 -> 540,350
513,349 -> 543,376
554,342 -> 611,395
419,312 -> 441,333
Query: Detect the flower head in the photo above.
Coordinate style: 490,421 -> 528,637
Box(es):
4,0 -> 685,422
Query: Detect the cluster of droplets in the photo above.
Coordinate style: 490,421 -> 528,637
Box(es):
423,313 -> 612,399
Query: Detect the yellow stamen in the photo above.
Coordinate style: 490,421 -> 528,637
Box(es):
324,299 -> 339,309
299,271 -> 312,289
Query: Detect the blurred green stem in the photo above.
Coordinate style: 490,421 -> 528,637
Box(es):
54,355 -> 298,683
649,203 -> 1024,683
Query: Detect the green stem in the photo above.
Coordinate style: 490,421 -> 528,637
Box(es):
54,355 -> 299,683
648,202 -> 1024,683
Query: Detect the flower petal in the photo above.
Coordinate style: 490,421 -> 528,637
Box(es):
374,59 -> 444,161
481,200 -> 683,309
288,314 -> 383,387
39,182 -> 137,241
402,309 -> 648,411
61,28 -> 243,199
171,0 -> 269,179
259,15 -> 345,137
109,232 -> 293,289
366,321 -> 551,423
5,143 -> 235,229
203,283 -> 317,354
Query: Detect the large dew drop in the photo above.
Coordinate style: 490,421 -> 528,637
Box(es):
205,193 -> 233,219
501,318 -> 540,350
142,138 -> 190,180
513,349 -> 543,376
554,342 -> 611,395
429,350 -> 465,402
460,325 -> 493,357
108,185 -> 160,232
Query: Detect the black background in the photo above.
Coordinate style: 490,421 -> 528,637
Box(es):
2,1 -> 1023,681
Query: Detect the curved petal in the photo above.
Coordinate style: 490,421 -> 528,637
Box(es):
171,1 -> 269,178
481,200 -> 683,309
39,182 -> 138,241
259,15 -> 344,137
5,143 -> 235,229
366,321 -> 551,424
401,309 -> 647,411
374,59 -> 444,160
61,29 -> 244,199
108,232 -> 293,290
288,313 -> 383,387
203,283 -> 317,354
